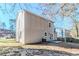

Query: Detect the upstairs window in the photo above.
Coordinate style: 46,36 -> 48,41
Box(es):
45,32 -> 47,36
49,23 -> 51,28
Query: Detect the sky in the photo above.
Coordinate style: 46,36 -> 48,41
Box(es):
0,3 -> 75,31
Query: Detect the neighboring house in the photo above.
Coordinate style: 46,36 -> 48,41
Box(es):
16,10 -> 57,44
0,28 -> 15,38
70,22 -> 79,38
65,29 -> 71,38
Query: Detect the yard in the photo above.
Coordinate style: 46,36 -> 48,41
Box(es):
0,39 -> 79,56
0,39 -> 16,43
0,39 -> 21,47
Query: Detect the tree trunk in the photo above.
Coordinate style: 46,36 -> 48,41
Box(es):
75,23 -> 79,37
61,29 -> 64,38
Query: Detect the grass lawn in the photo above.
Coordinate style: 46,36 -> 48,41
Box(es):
0,39 -> 79,55
0,39 -> 16,43
0,39 -> 22,47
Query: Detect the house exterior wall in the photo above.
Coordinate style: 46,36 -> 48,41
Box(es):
16,10 -> 56,44
70,23 -> 79,38
16,11 -> 25,44
65,30 -> 71,38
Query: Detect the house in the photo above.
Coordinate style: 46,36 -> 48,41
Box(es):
70,22 -> 79,38
0,28 -> 15,38
16,10 -> 57,44
65,29 -> 71,38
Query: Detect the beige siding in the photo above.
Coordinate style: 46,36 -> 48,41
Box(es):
16,11 -> 25,44
16,10 -> 56,44
24,11 -> 50,43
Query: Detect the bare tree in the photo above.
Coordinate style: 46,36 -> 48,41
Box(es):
60,4 -> 79,38
0,3 -> 79,38
1,22 -> 6,29
37,3 -> 79,42
9,19 -> 16,31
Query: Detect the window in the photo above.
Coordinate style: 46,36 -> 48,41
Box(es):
45,32 -> 47,36
50,37 -> 51,39
50,34 -> 53,39
49,23 -> 51,27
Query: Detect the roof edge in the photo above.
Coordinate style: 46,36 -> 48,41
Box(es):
18,10 -> 54,23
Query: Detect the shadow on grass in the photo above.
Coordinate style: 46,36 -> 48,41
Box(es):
0,47 -> 78,56
27,41 -> 79,49
0,45 -> 78,56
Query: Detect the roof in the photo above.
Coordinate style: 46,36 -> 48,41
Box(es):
18,10 -> 54,23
